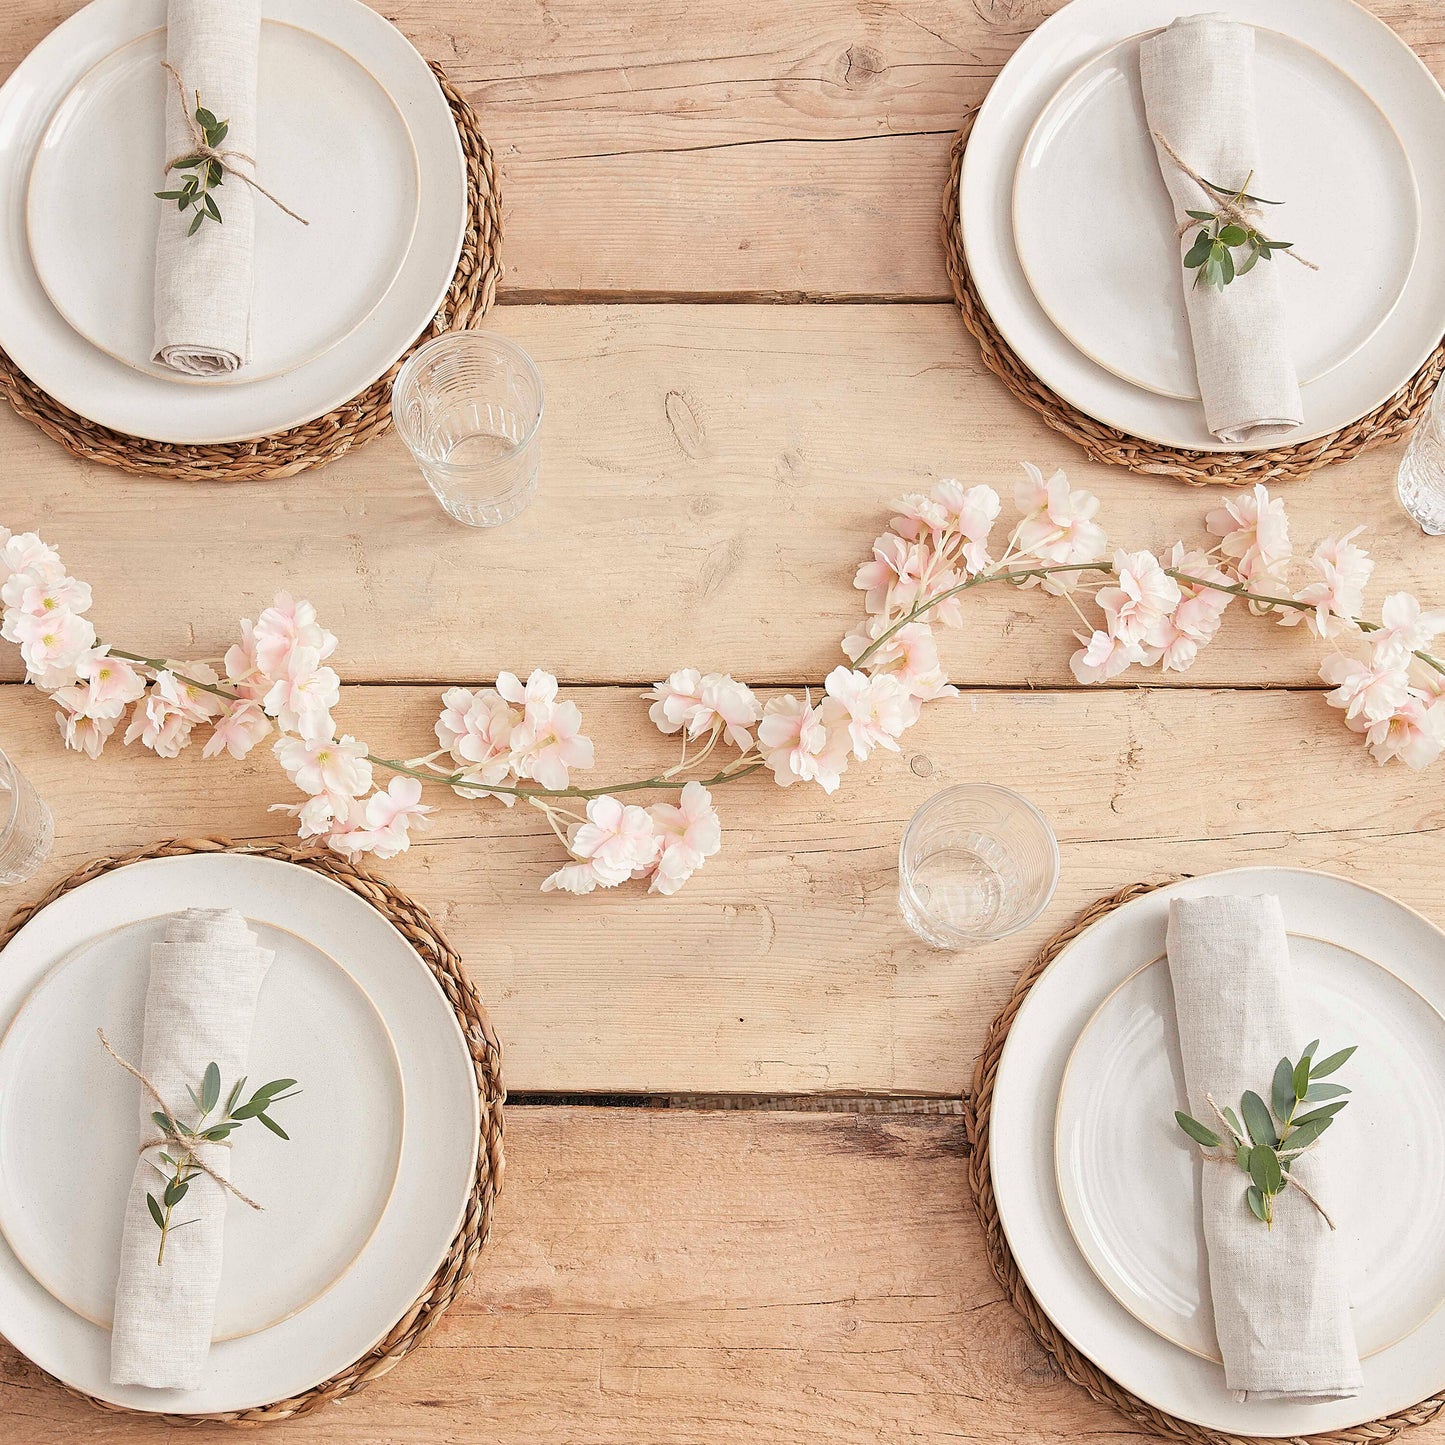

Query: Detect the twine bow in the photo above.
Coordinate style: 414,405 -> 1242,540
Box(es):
1203,1091 -> 1334,1229
1153,131 -> 1316,272
98,1028 -> 263,1213
160,62 -> 309,227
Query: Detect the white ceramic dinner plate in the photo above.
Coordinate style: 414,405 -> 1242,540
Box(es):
0,854 -> 479,1415
1013,28 -> 1420,400
962,0 -> 1445,451
0,0 -> 466,443
992,869 -> 1445,1436
0,915 -> 406,1341
1056,940 -> 1445,1363
27,21 -> 421,386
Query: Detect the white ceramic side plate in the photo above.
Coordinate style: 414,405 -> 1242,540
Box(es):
0,914 -> 405,1341
0,854 -> 479,1415
1013,28 -> 1419,400
27,22 -> 421,386
1056,941 -> 1445,1361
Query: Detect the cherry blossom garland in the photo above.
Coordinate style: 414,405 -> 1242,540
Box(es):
4,465 -> 1444,896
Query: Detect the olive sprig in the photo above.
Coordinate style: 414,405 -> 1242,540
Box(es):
154,96 -> 229,238
146,1062 -> 299,1264
1175,1039 -> 1354,1229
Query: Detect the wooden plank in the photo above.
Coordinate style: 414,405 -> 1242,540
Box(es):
0,1107 -> 1207,1443
3,304 -> 1438,690
3,2 -> 1442,297
5,679 -> 1444,1097
5,1107 -> 1444,1443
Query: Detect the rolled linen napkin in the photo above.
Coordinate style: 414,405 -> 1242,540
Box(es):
110,908 -> 274,1389
152,0 -> 260,376
1166,894 -> 1360,1401
1139,15 -> 1304,445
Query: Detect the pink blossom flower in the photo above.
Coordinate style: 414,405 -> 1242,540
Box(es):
1206,483 -> 1292,588
500,669 -> 594,790
1154,544 -> 1234,672
269,792 -> 344,840
539,860 -> 609,895
435,685 -> 518,800
1371,592 -> 1445,665
757,692 -> 852,792
1320,652 -> 1412,726
646,781 -> 722,895
887,622 -> 958,702
224,620 -> 269,702
1279,528 -> 1373,638
52,686 -> 120,759
934,480 -> 1002,573
854,533 -> 927,615
824,666 -> 918,758
203,700 -> 272,760
646,670 -> 763,750
645,668 -> 708,736
1358,691 -> 1445,769
329,777 -> 435,860
1096,549 -> 1182,653
699,673 -> 763,749
568,795 -> 661,885
273,732 -> 373,798
1011,464 -> 1108,586
260,646 -> 341,741
1069,630 -> 1140,684
251,593 -> 338,678
0,570 -> 91,617
122,667 -> 223,758
71,646 -> 147,717
0,532 -> 61,580
10,607 -> 96,688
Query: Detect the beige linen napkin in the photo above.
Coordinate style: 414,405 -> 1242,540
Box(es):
1139,15 -> 1303,445
1166,894 -> 1360,1401
152,0 -> 260,376
110,909 -> 274,1389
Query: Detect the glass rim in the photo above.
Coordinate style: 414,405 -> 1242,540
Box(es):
390,330 -> 546,474
897,783 -> 1060,944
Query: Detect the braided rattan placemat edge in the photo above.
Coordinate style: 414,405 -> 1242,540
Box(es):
0,836 -> 505,1426
943,114 -> 1445,487
0,63 -> 501,482
962,879 -> 1445,1445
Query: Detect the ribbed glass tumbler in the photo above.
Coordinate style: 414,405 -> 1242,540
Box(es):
0,746 -> 53,886
391,331 -> 544,527
897,784 -> 1059,948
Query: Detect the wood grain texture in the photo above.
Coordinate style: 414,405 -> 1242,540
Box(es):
2,304 -> 1437,689
0,1107 -> 1226,1443
6,678 -> 1444,1097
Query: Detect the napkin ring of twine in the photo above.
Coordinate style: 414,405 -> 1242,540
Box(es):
1153,131 -> 1316,272
160,61 -> 309,227
98,1028 -> 263,1213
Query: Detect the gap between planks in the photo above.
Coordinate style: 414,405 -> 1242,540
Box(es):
509,1093 -> 970,1117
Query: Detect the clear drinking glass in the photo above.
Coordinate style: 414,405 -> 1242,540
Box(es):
0,747 -> 54,886
898,784 -> 1059,948
391,331 -> 544,527
1397,377 -> 1445,535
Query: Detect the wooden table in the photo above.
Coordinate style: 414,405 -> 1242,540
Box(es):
3,0 -> 1445,1439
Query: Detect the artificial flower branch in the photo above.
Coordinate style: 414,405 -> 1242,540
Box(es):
6,467 -> 1445,894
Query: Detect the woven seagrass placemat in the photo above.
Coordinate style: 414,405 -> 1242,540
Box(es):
0,64 -> 502,483
943,115 -> 1445,487
962,880 -> 1445,1444
0,836 -> 505,1425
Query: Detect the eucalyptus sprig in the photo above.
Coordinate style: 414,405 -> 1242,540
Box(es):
1175,1039 -> 1355,1229
146,1063 -> 300,1264
154,96 -> 229,238
1181,170 -> 1293,292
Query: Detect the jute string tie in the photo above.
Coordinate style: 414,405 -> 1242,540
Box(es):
1153,131 -> 1316,272
1202,1090 -> 1335,1230
98,1027 -> 263,1212
160,62 -> 309,227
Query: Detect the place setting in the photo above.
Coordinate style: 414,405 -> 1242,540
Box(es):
946,0 -> 1445,484
0,0 -> 501,478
